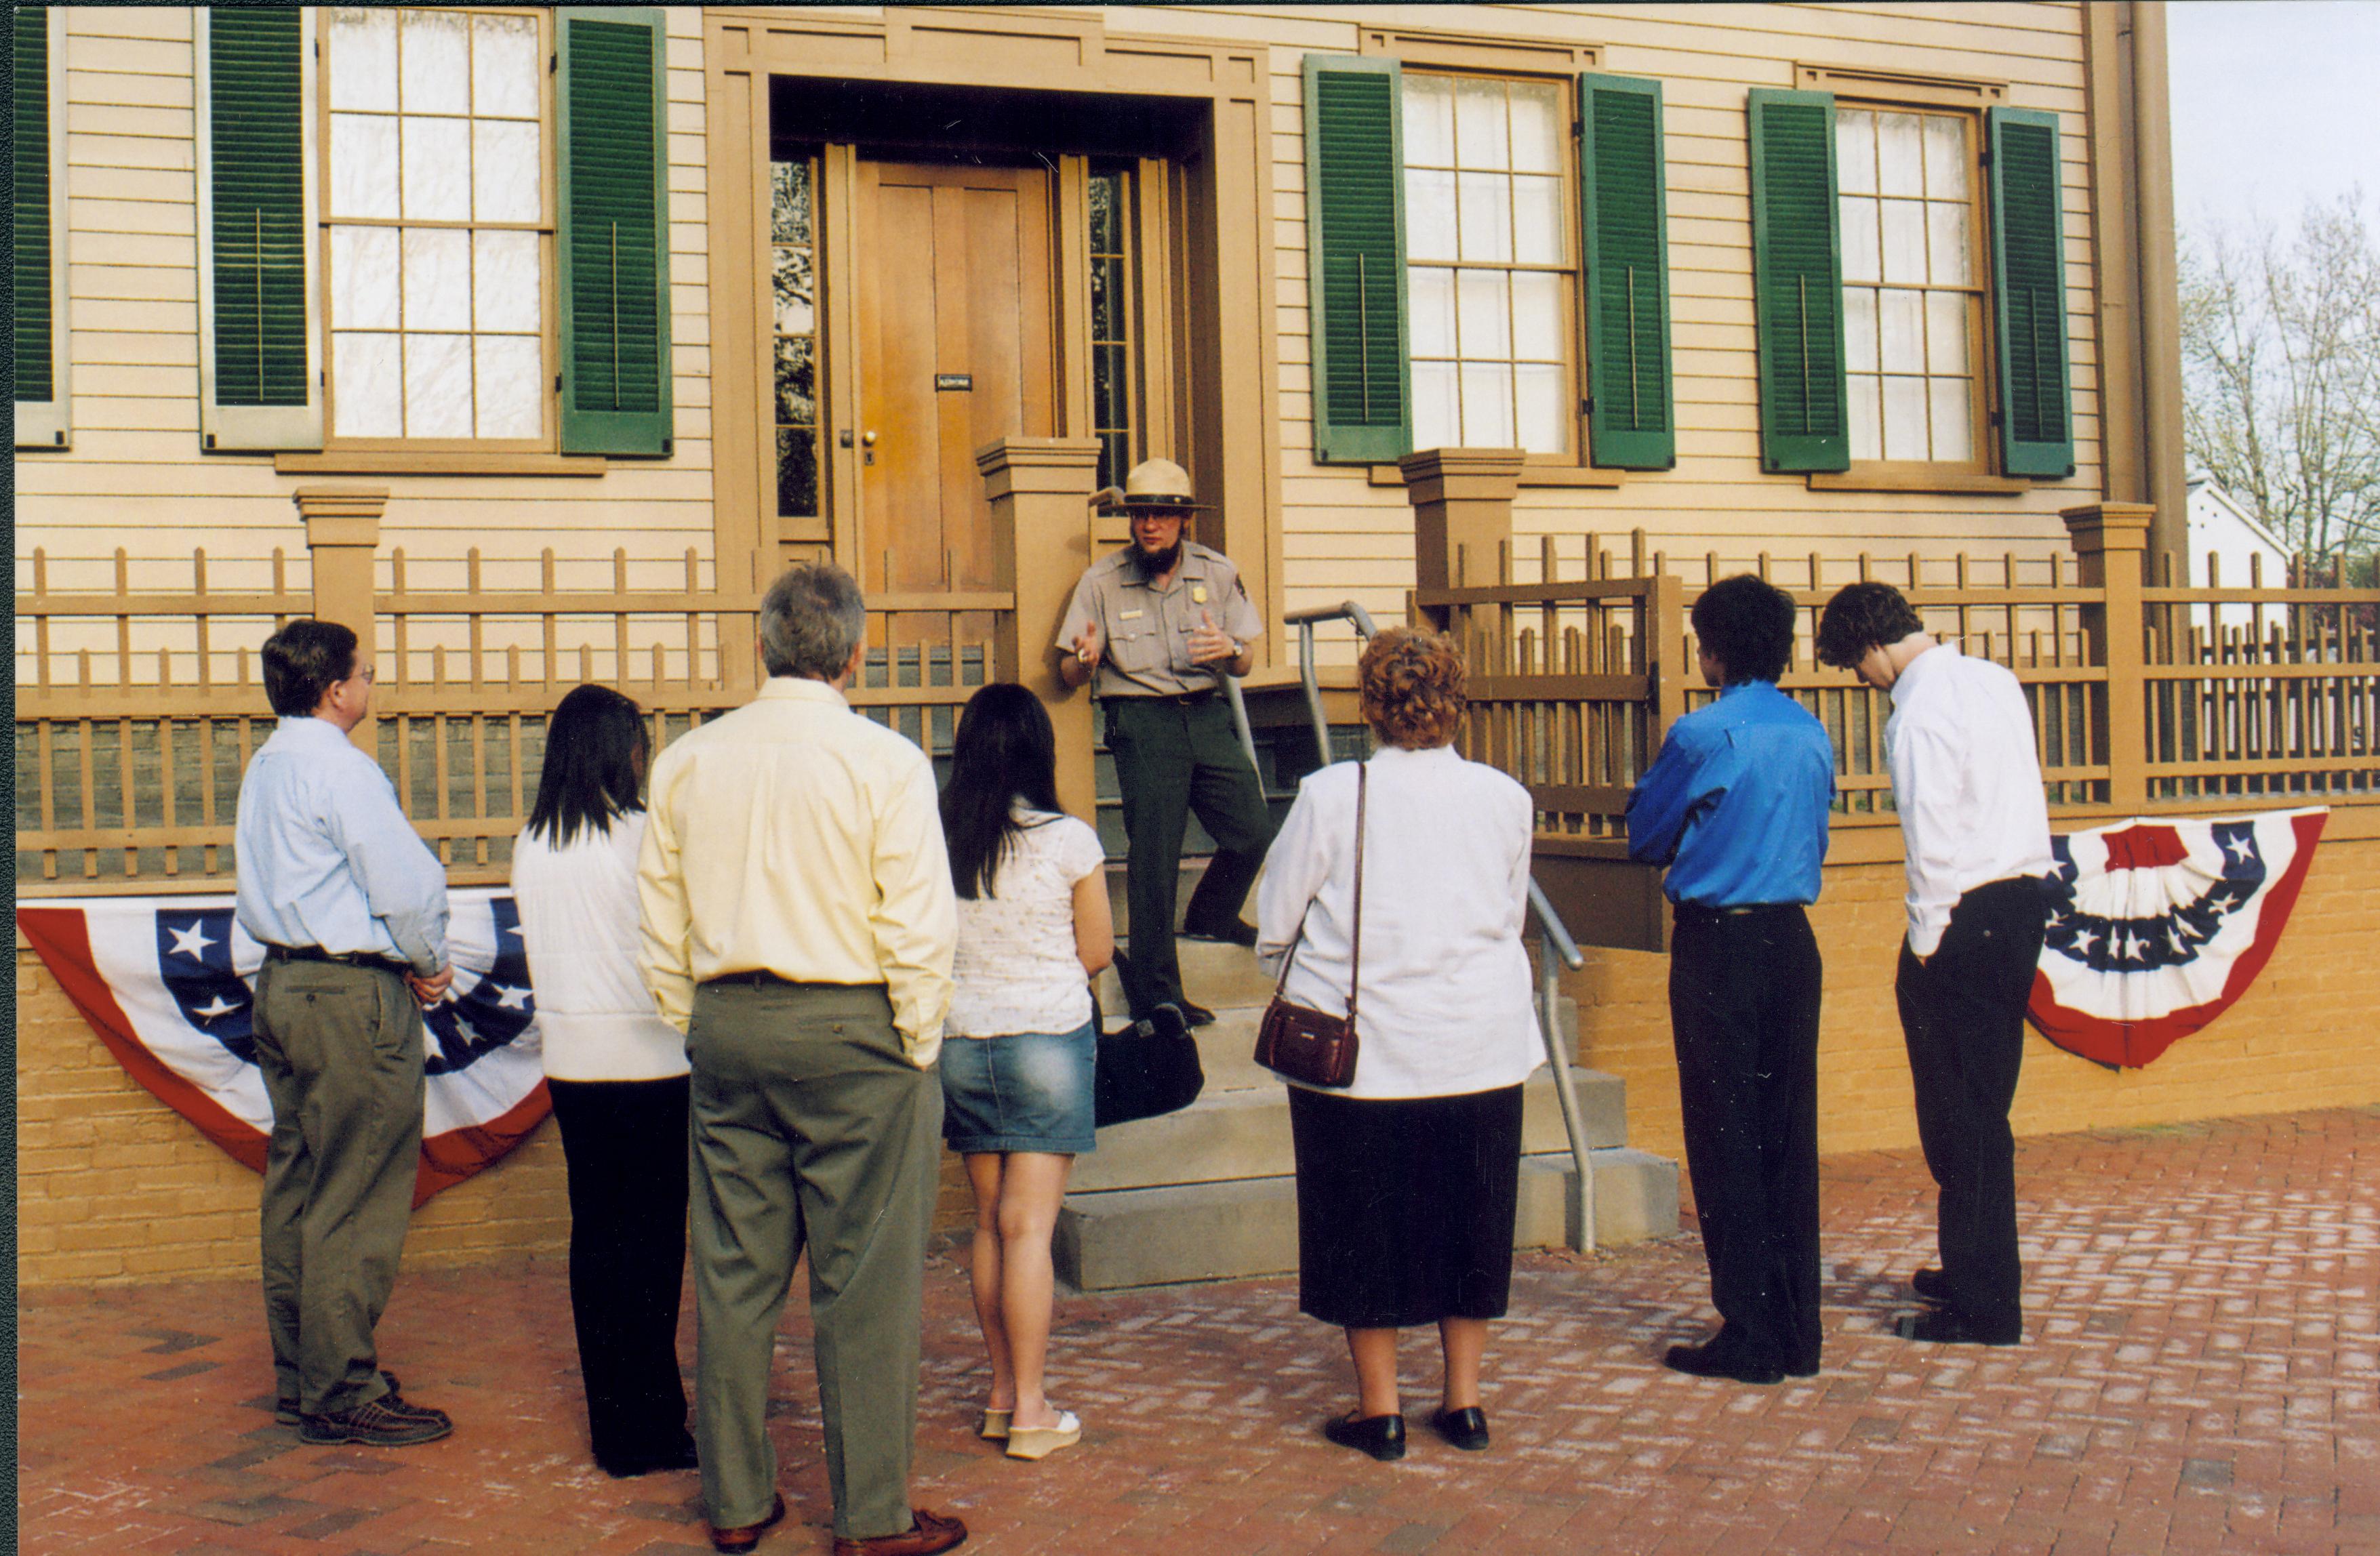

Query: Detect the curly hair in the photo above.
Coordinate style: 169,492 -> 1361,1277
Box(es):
1358,626 -> 1467,750
1813,581 -> 1926,670
1691,574 -> 1799,684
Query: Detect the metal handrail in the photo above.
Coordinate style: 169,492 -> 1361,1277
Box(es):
1276,601 -> 1600,1251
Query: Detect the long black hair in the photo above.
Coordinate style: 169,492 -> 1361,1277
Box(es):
941,682 -> 1063,900
526,684 -> 649,846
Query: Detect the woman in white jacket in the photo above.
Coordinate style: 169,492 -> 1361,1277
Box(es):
510,684 -> 695,1478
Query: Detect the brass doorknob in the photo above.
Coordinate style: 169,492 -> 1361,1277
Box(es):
862,430 -> 878,447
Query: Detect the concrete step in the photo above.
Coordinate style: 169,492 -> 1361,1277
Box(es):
1097,935 -> 1282,1013
1072,1064 -> 1628,1193
1054,1147 -> 1681,1291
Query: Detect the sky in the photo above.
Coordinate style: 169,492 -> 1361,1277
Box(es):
2166,0 -> 2380,237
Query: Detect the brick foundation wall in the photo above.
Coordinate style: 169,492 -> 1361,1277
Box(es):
1571,827 -> 2380,1166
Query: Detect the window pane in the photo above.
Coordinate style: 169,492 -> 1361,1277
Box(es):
1090,254 -> 1121,342
1457,171 -> 1511,263
1455,78 -> 1508,170
1922,114 -> 1965,199
474,120 -> 541,223
1929,377 -> 1973,463
1882,373 -> 1927,459
1410,266 -> 1456,358
334,332 -> 403,436
1413,359 -> 1459,448
329,114 -> 399,220
772,161 -> 812,246
777,426 -> 818,518
1879,289 -> 1924,374
471,12 -> 540,119
400,8 -> 470,115
1878,112 -> 1922,197
1844,287 -> 1878,373
1512,174 -> 1562,265
1403,73 -> 1455,167
1928,201 -> 1971,286
1407,169 -> 1457,262
401,117 -> 472,221
329,8 -> 397,112
1512,271 -> 1562,361
1509,81 -> 1563,173
1088,172 -> 1116,254
1515,362 -> 1567,453
774,335 -> 815,426
1094,342 -> 1129,430
1848,374 -> 1882,461
773,247 -> 814,337
1925,291 -> 1969,376
474,333 -> 542,438
1880,199 -> 1926,284
405,333 -> 475,436
473,229 -> 540,333
1836,109 -> 1877,197
1840,195 -> 1880,284
402,228 -> 471,331
331,225 -> 401,331
1456,268 -> 1510,359
1459,361 -> 1514,445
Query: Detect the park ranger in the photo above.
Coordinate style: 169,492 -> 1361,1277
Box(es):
1057,457 -> 1272,1027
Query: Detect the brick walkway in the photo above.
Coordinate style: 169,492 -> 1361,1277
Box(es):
20,1107 -> 2380,1555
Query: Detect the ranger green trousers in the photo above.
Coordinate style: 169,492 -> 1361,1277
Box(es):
251,958 -> 425,1418
687,979 -> 941,1541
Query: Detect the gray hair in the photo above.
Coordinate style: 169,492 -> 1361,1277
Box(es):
759,563 -> 868,680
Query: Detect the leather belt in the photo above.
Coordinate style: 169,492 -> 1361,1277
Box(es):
262,943 -> 414,977
700,969 -> 832,990
1674,901 -> 1803,920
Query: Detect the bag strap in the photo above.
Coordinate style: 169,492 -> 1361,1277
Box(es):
1270,760 -> 1367,1020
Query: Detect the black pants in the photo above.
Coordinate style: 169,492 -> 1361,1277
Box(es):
1895,876 -> 2049,1338
1105,693 -> 1276,1015
1668,904 -> 1823,1374
547,1075 -> 693,1473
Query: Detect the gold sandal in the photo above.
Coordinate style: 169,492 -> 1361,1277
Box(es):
977,1408 -> 1012,1441
1003,1409 -> 1081,1461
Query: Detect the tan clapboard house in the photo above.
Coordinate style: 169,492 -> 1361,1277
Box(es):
18,5 -> 2379,1290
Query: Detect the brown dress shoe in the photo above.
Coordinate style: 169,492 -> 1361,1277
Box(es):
710,1492 -> 786,1555
830,1507 -> 968,1556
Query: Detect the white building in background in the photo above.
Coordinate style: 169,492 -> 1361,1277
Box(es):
2187,477 -> 2289,632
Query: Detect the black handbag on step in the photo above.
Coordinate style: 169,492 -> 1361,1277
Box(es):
1095,1000 -> 1205,1128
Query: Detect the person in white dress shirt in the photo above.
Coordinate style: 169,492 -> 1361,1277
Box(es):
1817,583 -> 2055,1347
510,684 -> 696,1477
1257,627 -> 1542,1462
937,683 -> 1116,1463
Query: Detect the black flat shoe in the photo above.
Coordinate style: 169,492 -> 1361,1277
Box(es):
1428,1407 -> 1489,1452
1662,1339 -> 1784,1385
1178,1000 -> 1217,1028
1181,917 -> 1259,947
1897,1309 -> 2020,1346
1322,1411 -> 1406,1461
1910,1266 -> 1952,1303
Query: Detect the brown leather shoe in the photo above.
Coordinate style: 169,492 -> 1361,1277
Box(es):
710,1492 -> 786,1555
830,1507 -> 968,1556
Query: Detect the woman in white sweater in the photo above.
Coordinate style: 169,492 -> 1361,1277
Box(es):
1257,628 -> 1543,1463
510,684 -> 695,1479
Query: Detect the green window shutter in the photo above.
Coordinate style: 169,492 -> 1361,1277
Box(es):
1748,88 -> 1849,474
1578,73 -> 1673,470
1303,54 -> 1409,464
197,6 -> 321,451
1988,107 -> 2074,478
559,7 -> 672,457
14,7 -> 52,407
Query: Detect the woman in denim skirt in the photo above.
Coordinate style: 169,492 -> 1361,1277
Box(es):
938,684 -> 1114,1462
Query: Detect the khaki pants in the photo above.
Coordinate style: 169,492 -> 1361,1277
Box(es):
251,958 -> 426,1417
687,979 -> 940,1540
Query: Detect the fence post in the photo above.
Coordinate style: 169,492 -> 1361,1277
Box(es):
2062,501 -> 2154,811
979,436 -> 1104,823
294,487 -> 388,753
1402,447 -> 1525,607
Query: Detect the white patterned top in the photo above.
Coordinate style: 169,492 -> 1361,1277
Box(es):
948,808 -> 1107,1039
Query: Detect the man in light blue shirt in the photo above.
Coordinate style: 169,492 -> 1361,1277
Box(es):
235,618 -> 453,1448
1627,574 -> 1836,1385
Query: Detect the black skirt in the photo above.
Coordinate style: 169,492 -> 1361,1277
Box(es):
1287,1082 -> 1525,1330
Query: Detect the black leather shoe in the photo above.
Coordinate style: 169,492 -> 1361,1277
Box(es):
1322,1412 -> 1406,1461
1662,1340 -> 1784,1385
1181,916 -> 1259,947
1910,1266 -> 1952,1303
1178,1000 -> 1217,1028
1897,1309 -> 2019,1346
279,1369 -> 409,1427
1428,1407 -> 1489,1452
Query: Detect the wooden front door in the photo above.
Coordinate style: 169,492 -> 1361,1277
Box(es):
854,160 -> 1057,596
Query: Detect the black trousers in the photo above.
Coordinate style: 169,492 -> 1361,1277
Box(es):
1895,876 -> 2049,1338
546,1075 -> 693,1473
1668,904 -> 1823,1373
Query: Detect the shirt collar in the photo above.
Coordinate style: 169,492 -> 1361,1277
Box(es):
271,714 -> 350,744
1716,678 -> 1775,701
1890,641 -> 1958,710
757,676 -> 851,710
1368,741 -> 1458,766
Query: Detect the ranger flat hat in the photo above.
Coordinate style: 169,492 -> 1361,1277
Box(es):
1090,455 -> 1212,512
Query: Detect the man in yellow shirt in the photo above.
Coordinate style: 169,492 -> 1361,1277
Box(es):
639,564 -> 967,1556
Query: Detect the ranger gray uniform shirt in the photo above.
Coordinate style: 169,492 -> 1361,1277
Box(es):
1055,539 -> 1265,699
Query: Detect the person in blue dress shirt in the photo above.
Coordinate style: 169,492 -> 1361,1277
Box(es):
1626,575 -> 1836,1385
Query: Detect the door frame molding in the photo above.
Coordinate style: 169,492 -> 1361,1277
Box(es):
703,6 -> 1283,664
